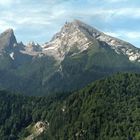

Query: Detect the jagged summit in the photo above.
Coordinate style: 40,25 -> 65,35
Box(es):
42,19 -> 97,61
52,19 -> 101,40
63,19 -> 99,31
73,19 -> 84,24
72,19 -> 101,34
0,28 -> 17,52
27,41 -> 39,46
26,41 -> 42,52
0,28 -> 16,42
1,28 -> 14,34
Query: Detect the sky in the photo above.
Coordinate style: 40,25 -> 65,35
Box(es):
0,0 -> 140,47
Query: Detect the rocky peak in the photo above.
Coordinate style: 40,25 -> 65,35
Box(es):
26,41 -> 41,51
0,28 -> 17,52
17,41 -> 25,49
2,28 -> 14,35
43,20 -> 95,61
19,41 -> 42,56
72,19 -> 101,37
52,19 -> 100,41
27,41 -> 38,46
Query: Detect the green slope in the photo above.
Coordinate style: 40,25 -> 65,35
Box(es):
54,42 -> 140,93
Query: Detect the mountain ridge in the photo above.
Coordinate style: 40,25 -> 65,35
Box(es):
1,19 -> 140,62
0,19 -> 139,95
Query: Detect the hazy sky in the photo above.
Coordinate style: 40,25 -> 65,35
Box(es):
0,0 -> 140,47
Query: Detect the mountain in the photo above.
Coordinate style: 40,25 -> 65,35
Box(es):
0,20 -> 139,95
0,29 -> 17,53
0,73 -> 140,140
42,20 -> 140,62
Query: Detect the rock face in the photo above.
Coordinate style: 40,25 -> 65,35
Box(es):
34,121 -> 49,134
25,121 -> 49,140
42,20 -> 94,61
96,32 -> 140,62
0,28 -> 17,53
20,41 -> 42,56
0,20 -> 139,95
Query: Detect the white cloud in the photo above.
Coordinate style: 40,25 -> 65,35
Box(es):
105,30 -> 140,41
104,30 -> 140,47
0,0 -> 19,6
104,0 -> 128,3
0,6 -> 66,29
0,1 -> 139,30
113,8 -> 140,19
0,20 -> 16,32
98,8 -> 140,19
15,17 -> 52,25
122,31 -> 140,39
105,32 -> 119,37
0,0 -> 12,5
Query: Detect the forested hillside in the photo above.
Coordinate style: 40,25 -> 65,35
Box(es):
0,73 -> 140,140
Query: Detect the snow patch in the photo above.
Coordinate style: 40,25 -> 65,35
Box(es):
9,52 -> 14,60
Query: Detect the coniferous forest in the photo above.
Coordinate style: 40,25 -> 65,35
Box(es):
0,73 -> 140,140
